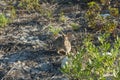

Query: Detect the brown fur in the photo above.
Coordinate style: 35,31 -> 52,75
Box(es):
53,33 -> 71,55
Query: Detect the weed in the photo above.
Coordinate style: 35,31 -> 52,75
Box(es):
59,12 -> 67,23
109,7 -> 119,17
61,33 -> 120,80
18,0 -> 41,12
85,1 -> 118,33
0,14 -> 8,27
70,22 -> 79,31
49,24 -> 62,36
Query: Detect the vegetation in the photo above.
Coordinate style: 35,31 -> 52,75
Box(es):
0,0 -> 119,79
0,14 -> 8,27
61,33 -> 120,80
18,0 -> 41,12
49,24 -> 62,36
61,1 -> 120,80
59,12 -> 67,23
70,22 -> 79,31
85,1 -> 118,33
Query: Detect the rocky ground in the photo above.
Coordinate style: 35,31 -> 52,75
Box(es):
0,1 -> 120,80
0,3 -> 83,79
0,13 -> 69,80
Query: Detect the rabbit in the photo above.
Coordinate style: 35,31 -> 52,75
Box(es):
53,32 -> 71,55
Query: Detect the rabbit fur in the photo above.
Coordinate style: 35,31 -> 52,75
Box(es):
53,33 -> 71,55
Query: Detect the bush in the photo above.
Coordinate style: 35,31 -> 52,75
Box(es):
49,24 -> 62,36
0,14 -> 8,27
61,33 -> 120,80
85,1 -> 118,33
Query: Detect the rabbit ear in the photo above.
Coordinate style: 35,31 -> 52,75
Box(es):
61,31 -> 72,38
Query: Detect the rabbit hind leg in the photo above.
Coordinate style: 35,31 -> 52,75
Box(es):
57,49 -> 66,55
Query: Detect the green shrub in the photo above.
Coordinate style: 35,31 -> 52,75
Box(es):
109,7 -> 119,17
0,14 -> 8,27
18,0 -> 41,12
59,12 -> 67,23
49,25 -> 62,36
85,1 -> 118,33
61,33 -> 120,80
70,22 -> 79,31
